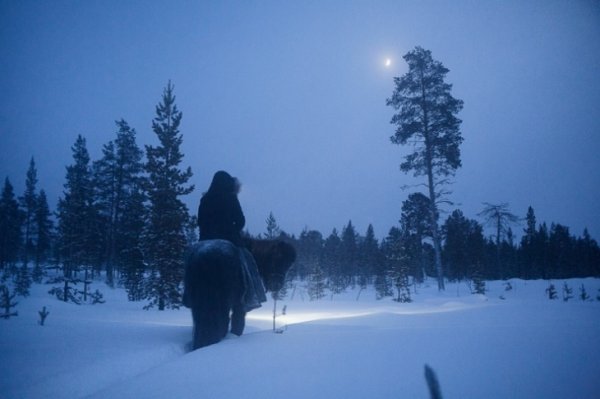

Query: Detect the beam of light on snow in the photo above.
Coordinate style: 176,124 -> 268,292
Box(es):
246,300 -> 489,326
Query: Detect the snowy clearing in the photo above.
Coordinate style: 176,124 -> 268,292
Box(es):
2,278 -> 599,399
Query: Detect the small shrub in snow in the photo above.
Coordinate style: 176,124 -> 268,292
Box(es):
0,284 -> 18,319
31,264 -> 44,284
472,278 -> 486,295
562,282 -> 573,302
89,289 -> 105,304
15,265 -> 32,297
545,283 -> 558,300
38,306 -> 49,326
579,284 -> 590,301
48,279 -> 81,304
503,281 -> 513,291
48,278 -> 104,305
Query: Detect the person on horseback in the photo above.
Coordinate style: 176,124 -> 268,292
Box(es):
197,171 -> 266,313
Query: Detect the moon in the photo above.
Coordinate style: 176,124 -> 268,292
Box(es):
385,58 -> 392,67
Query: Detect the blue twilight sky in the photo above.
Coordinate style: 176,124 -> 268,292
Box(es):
1,0 -> 599,240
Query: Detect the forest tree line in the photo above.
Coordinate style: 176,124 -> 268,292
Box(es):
281,202 -> 600,301
2,59 -> 600,309
1,82 -> 194,310
2,141 -> 599,305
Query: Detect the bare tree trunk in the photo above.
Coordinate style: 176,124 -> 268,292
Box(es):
421,79 -> 445,292
426,142 -> 445,291
272,298 -> 277,332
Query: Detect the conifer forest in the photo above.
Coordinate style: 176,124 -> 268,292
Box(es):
1,69 -> 599,311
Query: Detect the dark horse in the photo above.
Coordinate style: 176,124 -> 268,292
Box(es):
183,238 -> 296,349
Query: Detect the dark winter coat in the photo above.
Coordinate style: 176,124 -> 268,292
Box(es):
198,171 -> 245,246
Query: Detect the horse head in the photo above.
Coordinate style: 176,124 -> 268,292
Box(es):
245,239 -> 296,293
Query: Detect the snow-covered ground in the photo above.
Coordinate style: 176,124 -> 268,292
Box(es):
2,278 -> 599,399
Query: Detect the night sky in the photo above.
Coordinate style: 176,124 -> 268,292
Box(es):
1,0 -> 599,240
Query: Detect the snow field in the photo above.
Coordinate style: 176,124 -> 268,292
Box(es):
2,278 -> 599,398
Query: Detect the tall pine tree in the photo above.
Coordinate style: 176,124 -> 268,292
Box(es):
143,82 -> 194,310
387,46 -> 464,291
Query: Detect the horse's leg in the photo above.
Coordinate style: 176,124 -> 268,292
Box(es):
191,307 -> 206,350
192,287 -> 222,349
231,303 -> 246,336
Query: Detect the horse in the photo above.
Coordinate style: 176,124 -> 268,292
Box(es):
183,238 -> 296,349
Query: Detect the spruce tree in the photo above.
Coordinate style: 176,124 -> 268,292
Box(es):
387,47 -> 464,291
94,119 -> 146,286
57,135 -> 100,278
340,220 -> 358,287
357,224 -> 379,288
576,228 -> 600,277
119,183 -> 147,300
400,193 -> 432,282
14,264 -> 32,297
33,189 -> 53,282
114,120 -> 147,294
265,211 -> 281,239
382,227 -> 413,302
442,210 -> 486,281
323,229 -> 344,293
294,229 -> 324,281
19,157 -> 38,267
307,263 -> 326,301
378,227 -> 410,300
0,178 -> 22,271
93,140 -> 118,282
143,82 -> 194,310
